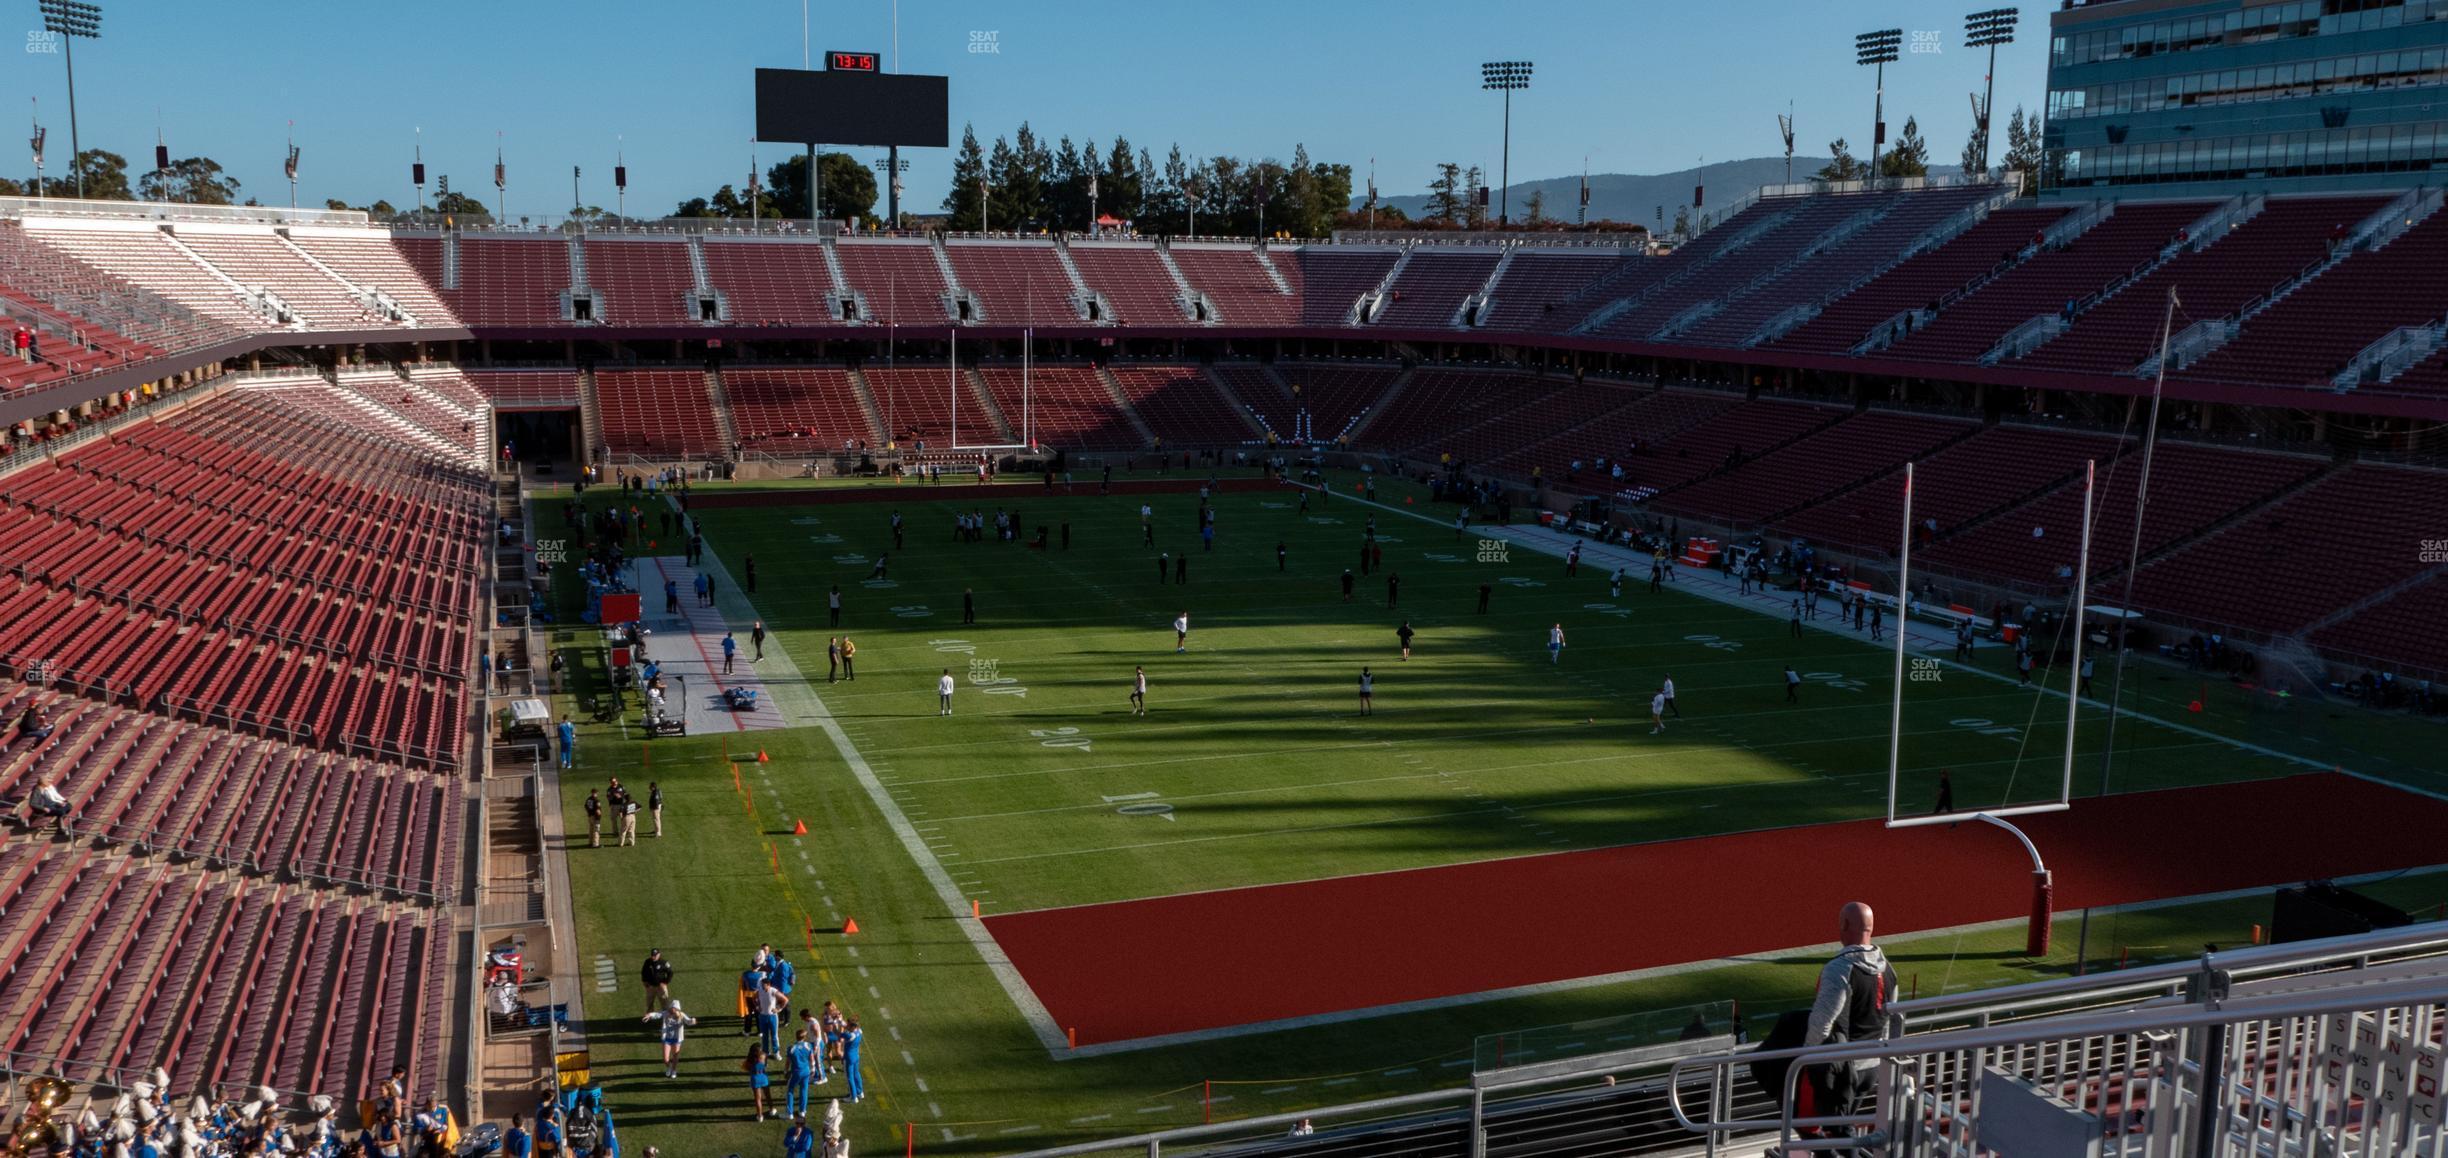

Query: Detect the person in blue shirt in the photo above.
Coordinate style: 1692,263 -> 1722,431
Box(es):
842,1018 -> 865,1103
536,1108 -> 566,1155
503,1114 -> 532,1158
786,1030 -> 817,1119
721,631 -> 738,674
745,1041 -> 773,1121
769,950 -> 796,997
694,572 -> 711,607
556,717 -> 577,769
740,963 -> 767,1037
783,1116 -> 817,1158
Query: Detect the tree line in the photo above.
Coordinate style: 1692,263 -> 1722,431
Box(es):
0,110 -> 2054,231
1813,105 -> 2044,192
1,149 -> 247,205
937,122 -> 1357,238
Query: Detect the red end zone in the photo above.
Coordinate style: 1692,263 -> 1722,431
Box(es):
982,774 -> 2448,1046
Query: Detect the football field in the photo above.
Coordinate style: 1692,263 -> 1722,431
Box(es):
539,468 -> 2448,1155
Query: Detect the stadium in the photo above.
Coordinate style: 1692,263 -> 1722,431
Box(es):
0,0 -> 2445,1154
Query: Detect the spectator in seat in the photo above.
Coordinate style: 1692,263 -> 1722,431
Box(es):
26,778 -> 69,829
17,702 -> 51,742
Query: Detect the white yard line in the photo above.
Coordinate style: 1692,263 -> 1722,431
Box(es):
799,657 -> 1072,1054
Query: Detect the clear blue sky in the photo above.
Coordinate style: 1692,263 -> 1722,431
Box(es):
5,1 -> 2052,218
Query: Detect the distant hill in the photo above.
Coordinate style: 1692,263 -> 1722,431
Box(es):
1379,157 -> 1965,225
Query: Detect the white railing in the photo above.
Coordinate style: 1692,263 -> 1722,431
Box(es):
2334,321 -> 2448,390
0,195 -> 371,228
1671,972 -> 2448,1156
1667,923 -> 2448,1156
1981,313 -> 2070,364
1852,308 -> 1935,356
998,1032 -> 1742,1158
2136,318 -> 2240,377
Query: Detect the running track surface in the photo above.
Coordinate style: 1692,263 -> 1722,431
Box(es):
983,774 -> 2448,1046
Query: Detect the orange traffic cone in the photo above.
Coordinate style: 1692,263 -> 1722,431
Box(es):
841,917 -> 860,935
758,750 -> 771,763
792,818 -> 808,836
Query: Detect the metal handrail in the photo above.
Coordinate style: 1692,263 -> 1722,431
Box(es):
1665,970 -> 2448,1141
1002,1032 -> 1742,1158
1890,923 -> 2448,1029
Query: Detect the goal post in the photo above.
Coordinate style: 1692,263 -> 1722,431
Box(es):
946,327 -> 1029,454
1882,458 -> 2102,959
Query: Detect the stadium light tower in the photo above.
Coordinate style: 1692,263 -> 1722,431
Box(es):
1855,28 -> 1903,181
37,0 -> 101,198
1480,61 -> 1532,226
874,155 -> 909,229
1964,8 -> 2020,176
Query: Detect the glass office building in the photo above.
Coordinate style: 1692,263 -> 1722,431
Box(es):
2044,0 -> 2448,196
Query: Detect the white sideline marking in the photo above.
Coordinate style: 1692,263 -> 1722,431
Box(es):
1101,791 -> 1160,803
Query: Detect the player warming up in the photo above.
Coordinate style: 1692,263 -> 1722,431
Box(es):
1130,666 -> 1148,716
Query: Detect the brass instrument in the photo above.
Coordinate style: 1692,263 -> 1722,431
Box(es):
1,1075 -> 74,1156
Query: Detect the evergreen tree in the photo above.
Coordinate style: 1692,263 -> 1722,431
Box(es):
1815,138 -> 1866,183
1427,162 -> 1464,224
984,135 -> 1017,230
944,124 -> 988,230
2002,106 -> 2043,194
1101,137 -> 1144,224
1878,116 -> 1930,178
1003,122 -> 1047,228
1048,135 -> 1087,230
1463,165 -> 1488,228
1283,144 -> 1318,238
1149,145 -> 1189,234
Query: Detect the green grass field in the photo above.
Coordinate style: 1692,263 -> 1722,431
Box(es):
532,469 -> 2448,1157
